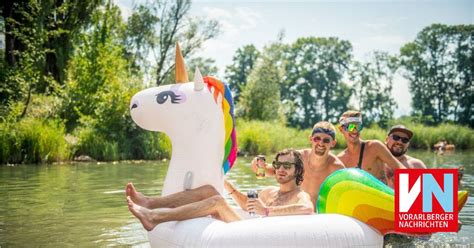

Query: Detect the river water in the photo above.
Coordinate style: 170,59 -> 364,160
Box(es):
0,150 -> 472,247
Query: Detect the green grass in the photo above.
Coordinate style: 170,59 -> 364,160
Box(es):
73,126 -> 171,161
237,120 -> 474,155
1,118 -> 471,164
0,118 -> 70,164
237,120 -> 310,155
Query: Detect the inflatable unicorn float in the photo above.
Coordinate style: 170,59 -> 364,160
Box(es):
129,43 -> 468,247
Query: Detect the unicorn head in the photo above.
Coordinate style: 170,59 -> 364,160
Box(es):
130,43 -> 237,195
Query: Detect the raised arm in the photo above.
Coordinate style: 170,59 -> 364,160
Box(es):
372,140 -> 406,170
224,179 -> 248,210
250,157 -> 275,176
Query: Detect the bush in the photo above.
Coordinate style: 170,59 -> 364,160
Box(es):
237,120 -> 309,155
73,125 -> 171,161
408,123 -> 473,149
0,118 -> 69,164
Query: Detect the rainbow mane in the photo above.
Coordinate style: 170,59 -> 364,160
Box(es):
203,76 -> 237,174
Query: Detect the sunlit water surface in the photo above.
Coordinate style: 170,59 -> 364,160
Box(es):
0,150 -> 472,247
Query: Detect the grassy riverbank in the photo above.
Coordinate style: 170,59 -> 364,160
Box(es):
1,119 -> 472,164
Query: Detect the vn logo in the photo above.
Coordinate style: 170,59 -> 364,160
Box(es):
395,169 -> 458,233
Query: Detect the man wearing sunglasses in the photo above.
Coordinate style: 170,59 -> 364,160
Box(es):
384,125 -> 427,188
125,149 -> 313,231
336,111 -> 406,184
226,149 -> 314,217
251,122 -> 345,207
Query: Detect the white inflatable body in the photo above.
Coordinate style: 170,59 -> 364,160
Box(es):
130,46 -> 383,247
148,212 -> 383,247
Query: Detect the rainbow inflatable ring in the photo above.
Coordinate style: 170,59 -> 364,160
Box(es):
317,168 -> 469,236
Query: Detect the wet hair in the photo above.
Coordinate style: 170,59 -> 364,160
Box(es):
274,148 -> 304,186
339,110 -> 362,123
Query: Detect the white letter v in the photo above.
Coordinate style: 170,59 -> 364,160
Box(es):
399,173 -> 421,212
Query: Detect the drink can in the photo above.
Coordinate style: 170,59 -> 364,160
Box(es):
247,190 -> 258,216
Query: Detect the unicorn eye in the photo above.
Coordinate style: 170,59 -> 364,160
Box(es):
156,91 -> 181,104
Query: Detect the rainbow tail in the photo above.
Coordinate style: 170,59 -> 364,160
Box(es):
317,169 -> 469,235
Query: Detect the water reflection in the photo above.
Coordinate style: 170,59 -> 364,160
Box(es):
0,150 -> 472,247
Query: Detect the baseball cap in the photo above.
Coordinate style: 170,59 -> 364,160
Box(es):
388,125 -> 413,139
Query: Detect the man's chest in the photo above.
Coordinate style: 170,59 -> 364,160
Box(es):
264,193 -> 297,207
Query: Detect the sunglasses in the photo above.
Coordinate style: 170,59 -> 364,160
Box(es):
272,161 -> 295,170
391,134 -> 410,144
343,123 -> 363,132
312,136 -> 332,144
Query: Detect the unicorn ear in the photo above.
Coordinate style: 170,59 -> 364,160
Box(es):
193,67 -> 205,91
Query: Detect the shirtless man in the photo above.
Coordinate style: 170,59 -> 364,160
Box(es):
126,149 -> 313,231
252,121 -> 345,207
384,125 -> 427,187
336,111 -> 405,183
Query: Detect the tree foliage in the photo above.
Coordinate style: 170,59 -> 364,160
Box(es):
123,0 -> 219,85
400,24 -> 473,126
1,0 -> 102,85
225,44 -> 260,102
0,0 -> 102,116
61,2 -> 168,160
239,43 -> 284,122
350,52 -> 397,127
283,37 -> 353,128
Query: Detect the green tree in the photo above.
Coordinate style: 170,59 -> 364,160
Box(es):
239,44 -> 284,122
123,0 -> 219,85
61,1 -> 130,130
400,24 -> 473,126
450,25 -> 473,127
0,0 -> 101,115
225,44 -> 260,102
123,4 -> 159,76
283,37 -> 353,128
1,0 -> 101,86
350,52 -> 397,127
62,2 -> 167,160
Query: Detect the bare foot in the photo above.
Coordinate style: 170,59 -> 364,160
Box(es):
126,183 -> 150,208
127,196 -> 158,231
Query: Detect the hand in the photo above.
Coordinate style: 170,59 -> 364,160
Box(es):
251,157 -> 268,173
246,197 -> 267,215
250,157 -> 259,173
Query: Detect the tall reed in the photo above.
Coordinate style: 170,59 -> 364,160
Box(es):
0,118 -> 69,164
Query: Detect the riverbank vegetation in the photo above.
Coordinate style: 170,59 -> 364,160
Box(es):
0,1 -> 472,164
237,120 -> 474,155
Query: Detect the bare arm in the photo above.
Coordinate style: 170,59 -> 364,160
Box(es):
224,179 -> 248,210
248,190 -> 314,216
329,155 -> 346,172
250,157 -> 275,176
410,158 -> 427,169
336,151 -> 350,167
372,141 -> 406,170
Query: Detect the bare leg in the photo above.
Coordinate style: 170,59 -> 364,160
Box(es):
127,195 -> 242,231
126,183 -> 220,209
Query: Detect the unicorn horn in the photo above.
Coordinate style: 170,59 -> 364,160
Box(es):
193,67 -> 204,91
175,42 -> 189,83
